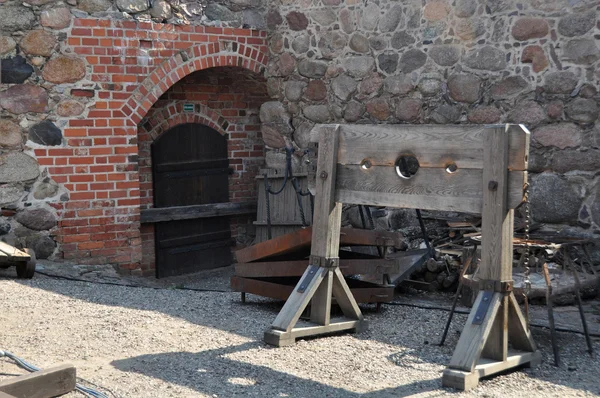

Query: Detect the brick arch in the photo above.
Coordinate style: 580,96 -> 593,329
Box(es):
140,103 -> 228,141
123,41 -> 267,126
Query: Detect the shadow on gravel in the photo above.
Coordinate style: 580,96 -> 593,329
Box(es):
111,342 -> 443,397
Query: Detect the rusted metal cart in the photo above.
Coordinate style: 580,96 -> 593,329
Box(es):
0,242 -> 36,279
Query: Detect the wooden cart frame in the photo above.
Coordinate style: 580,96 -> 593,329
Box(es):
263,124 -> 540,390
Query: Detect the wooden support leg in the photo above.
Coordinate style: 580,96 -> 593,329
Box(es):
264,125 -> 367,347
442,290 -> 540,390
0,364 -> 76,398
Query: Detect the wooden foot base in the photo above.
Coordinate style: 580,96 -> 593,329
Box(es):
443,351 -> 541,390
0,364 -> 76,398
264,318 -> 368,347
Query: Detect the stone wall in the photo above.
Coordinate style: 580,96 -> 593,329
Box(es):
262,0 -> 600,238
0,0 -> 268,270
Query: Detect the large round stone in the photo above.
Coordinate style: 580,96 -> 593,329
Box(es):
530,173 -> 582,224
429,45 -> 460,66
304,80 -> 327,101
544,71 -> 578,94
332,75 -> 358,101
284,80 -> 306,102
0,119 -> 22,148
57,100 -> 85,117
42,56 -> 86,84
464,46 -> 506,71
78,0 -> 112,13
533,123 -> 582,149
343,56 -> 375,78
29,121 -> 63,146
508,100 -> 546,127
150,0 -> 172,20
116,0 -> 150,12
395,98 -> 422,122
25,234 -> 56,259
562,39 -> 600,65
490,76 -> 529,100
349,33 -> 370,53
0,6 -> 35,33
418,73 -> 443,97
303,105 -> 330,123
377,53 -> 399,75
261,124 -> 288,148
40,7 -> 72,29
318,31 -> 348,59
1,56 -> 34,84
359,74 -> 383,96
311,8 -> 336,26
383,75 -> 413,95
286,11 -> 308,31
298,59 -> 327,78
399,49 -> 427,73
15,208 -> 57,231
565,98 -> 599,124
205,4 -> 238,22
511,18 -> 549,41
0,85 -> 48,114
33,178 -> 59,200
378,5 -> 403,32
430,104 -> 461,124
291,118 -> 314,149
447,74 -> 481,103
260,101 -> 290,125
521,45 -> 548,73
340,9 -> 355,34
0,152 -> 40,183
552,149 -> 600,174
0,185 -> 24,207
391,31 -> 415,49
467,106 -> 502,124
455,18 -> 485,40
455,0 -> 477,17
343,101 -> 365,122
366,98 -> 390,120
558,10 -> 596,37
360,3 -> 380,31
424,0 -> 449,21
20,30 -> 57,57
0,36 -> 16,56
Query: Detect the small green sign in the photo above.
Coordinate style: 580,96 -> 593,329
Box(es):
183,103 -> 194,113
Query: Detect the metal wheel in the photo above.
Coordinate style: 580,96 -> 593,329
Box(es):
16,248 -> 36,279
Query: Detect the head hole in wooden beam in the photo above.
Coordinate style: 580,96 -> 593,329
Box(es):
360,159 -> 372,170
395,155 -> 419,179
445,162 -> 458,174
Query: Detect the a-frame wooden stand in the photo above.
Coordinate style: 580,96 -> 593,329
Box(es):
264,123 -> 539,390
442,126 -> 540,389
264,126 -> 366,347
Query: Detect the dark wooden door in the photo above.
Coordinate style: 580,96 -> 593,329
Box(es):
152,123 -> 232,278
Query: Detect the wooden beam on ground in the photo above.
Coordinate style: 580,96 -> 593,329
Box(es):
0,364 -> 76,398
140,201 -> 256,223
235,227 -> 404,264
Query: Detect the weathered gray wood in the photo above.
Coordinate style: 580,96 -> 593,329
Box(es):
0,364 -> 76,398
140,201 -> 256,223
0,241 -> 29,260
310,124 -> 529,171
482,295 -> 508,361
0,392 -> 17,398
476,350 -> 541,377
480,126 -> 513,281
335,166 -> 526,213
448,291 -> 502,371
311,270 -> 333,325
271,265 -> 327,332
507,293 -> 537,352
332,267 -> 363,320
264,319 -> 362,347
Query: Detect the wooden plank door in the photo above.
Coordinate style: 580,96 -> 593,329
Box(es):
152,123 -> 232,278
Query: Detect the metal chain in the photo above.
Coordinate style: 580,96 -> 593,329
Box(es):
522,182 -> 532,326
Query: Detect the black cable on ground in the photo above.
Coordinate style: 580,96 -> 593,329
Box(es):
383,301 -> 600,338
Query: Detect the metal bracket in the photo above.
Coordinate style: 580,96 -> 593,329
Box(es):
472,290 -> 494,325
309,255 -> 339,268
479,279 -> 513,294
297,265 -> 320,293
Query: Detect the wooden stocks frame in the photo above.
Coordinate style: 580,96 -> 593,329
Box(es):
263,124 -> 540,390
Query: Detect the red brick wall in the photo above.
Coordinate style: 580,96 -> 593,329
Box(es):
137,67 -> 269,273
33,18 -> 268,271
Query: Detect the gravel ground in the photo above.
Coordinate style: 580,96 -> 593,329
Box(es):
1,267 -> 599,397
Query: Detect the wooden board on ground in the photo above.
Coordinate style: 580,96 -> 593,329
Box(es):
235,227 -> 404,264
0,364 -> 76,398
356,249 -> 429,285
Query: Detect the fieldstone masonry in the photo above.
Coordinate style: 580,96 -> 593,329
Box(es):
262,0 -> 600,248
0,0 -> 599,272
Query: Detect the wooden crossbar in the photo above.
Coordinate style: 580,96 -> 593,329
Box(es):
264,124 -> 538,390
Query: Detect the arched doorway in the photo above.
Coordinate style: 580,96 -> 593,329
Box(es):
152,123 -> 231,277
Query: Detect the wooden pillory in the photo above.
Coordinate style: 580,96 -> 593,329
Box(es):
263,123 -> 540,390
